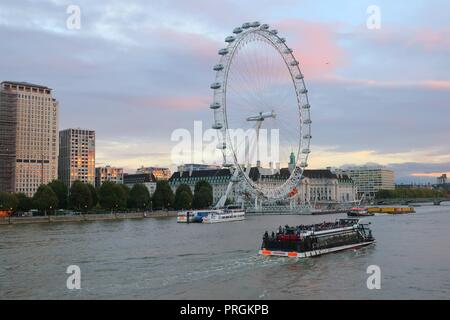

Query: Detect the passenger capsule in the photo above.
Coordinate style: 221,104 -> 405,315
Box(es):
260,24 -> 269,30
250,21 -> 261,28
210,82 -> 221,89
284,48 -> 293,54
216,142 -> 227,149
213,64 -> 224,71
302,149 -> 311,154
210,102 -> 221,109
295,74 -> 304,80
302,104 -> 311,109
303,134 -> 312,139
303,119 -> 312,125
299,88 -> 308,94
218,48 -> 229,55
212,122 -> 223,130
290,60 -> 299,66
300,161 -> 308,168
225,36 -> 235,43
242,22 -> 251,29
233,27 -> 243,34
270,29 -> 278,35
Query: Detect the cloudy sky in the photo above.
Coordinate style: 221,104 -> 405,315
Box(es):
1,0 -> 449,183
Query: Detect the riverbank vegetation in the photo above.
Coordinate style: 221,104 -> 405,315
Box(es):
376,188 -> 445,199
0,179 -> 215,215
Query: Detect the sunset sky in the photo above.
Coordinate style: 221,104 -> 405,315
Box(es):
1,0 -> 449,183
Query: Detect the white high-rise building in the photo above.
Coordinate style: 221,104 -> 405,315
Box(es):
58,128 -> 95,187
342,166 -> 395,198
0,81 -> 58,196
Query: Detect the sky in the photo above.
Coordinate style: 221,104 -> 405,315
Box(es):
0,0 -> 449,183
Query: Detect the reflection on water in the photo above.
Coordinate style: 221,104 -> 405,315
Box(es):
1,204 -> 450,299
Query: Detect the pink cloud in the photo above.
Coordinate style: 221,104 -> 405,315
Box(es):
411,171 -> 450,178
409,28 -> 450,52
275,19 -> 348,78
422,80 -> 450,90
133,95 -> 210,110
149,27 -> 220,61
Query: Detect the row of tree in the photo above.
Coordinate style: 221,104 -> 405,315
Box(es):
0,179 -> 215,214
376,188 -> 445,199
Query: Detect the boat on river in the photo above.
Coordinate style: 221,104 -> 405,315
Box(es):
177,209 -> 222,223
347,207 -> 374,217
202,205 -> 245,223
259,218 -> 375,258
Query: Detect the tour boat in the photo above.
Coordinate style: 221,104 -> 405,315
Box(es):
202,205 -> 245,224
347,207 -> 374,217
259,218 -> 375,258
176,210 -> 219,223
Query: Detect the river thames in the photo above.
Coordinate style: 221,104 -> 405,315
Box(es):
1,204 -> 450,299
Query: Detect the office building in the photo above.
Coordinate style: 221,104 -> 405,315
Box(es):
0,81 -> 58,196
136,166 -> 172,181
58,128 -> 95,187
341,166 -> 395,198
95,165 -> 124,187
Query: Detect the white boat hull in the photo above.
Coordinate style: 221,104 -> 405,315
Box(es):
202,210 -> 246,224
202,215 -> 245,223
259,241 -> 375,258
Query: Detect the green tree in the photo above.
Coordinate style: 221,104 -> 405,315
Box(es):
128,184 -> 151,210
194,180 -> 213,194
113,183 -> 128,210
98,182 -> 116,210
87,184 -> 98,208
375,189 -> 393,199
193,180 -> 213,209
69,181 -> 92,212
48,180 -> 68,209
33,185 -> 58,215
98,182 -> 128,211
0,192 -> 19,212
15,193 -> 33,212
152,180 -> 174,209
174,184 -> 193,210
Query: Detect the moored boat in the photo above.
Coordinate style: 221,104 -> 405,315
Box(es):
347,207 -> 374,217
177,210 -> 218,223
202,205 -> 245,223
259,218 -> 375,258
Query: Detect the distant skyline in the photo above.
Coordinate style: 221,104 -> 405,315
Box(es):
1,0 -> 449,183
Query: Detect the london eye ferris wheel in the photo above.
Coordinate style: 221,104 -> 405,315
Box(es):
210,21 -> 312,201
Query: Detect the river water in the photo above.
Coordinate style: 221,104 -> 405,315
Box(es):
1,204 -> 450,299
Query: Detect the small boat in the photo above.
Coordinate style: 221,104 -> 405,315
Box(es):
347,207 -> 374,217
259,218 -> 375,258
202,205 -> 245,224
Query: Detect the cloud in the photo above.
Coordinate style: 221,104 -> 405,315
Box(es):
275,18 -> 348,78
131,95 -> 210,110
1,0 -> 449,177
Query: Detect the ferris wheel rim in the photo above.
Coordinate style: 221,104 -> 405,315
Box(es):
210,22 -> 312,200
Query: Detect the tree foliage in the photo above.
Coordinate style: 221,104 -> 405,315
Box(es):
87,184 -> 98,208
128,184 -> 151,209
98,182 -> 128,210
0,192 -> 19,212
376,188 -> 444,199
69,181 -> 92,211
152,180 -> 174,209
193,180 -> 213,209
33,185 -> 58,214
15,193 -> 33,212
48,180 -> 68,209
174,184 -> 193,210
